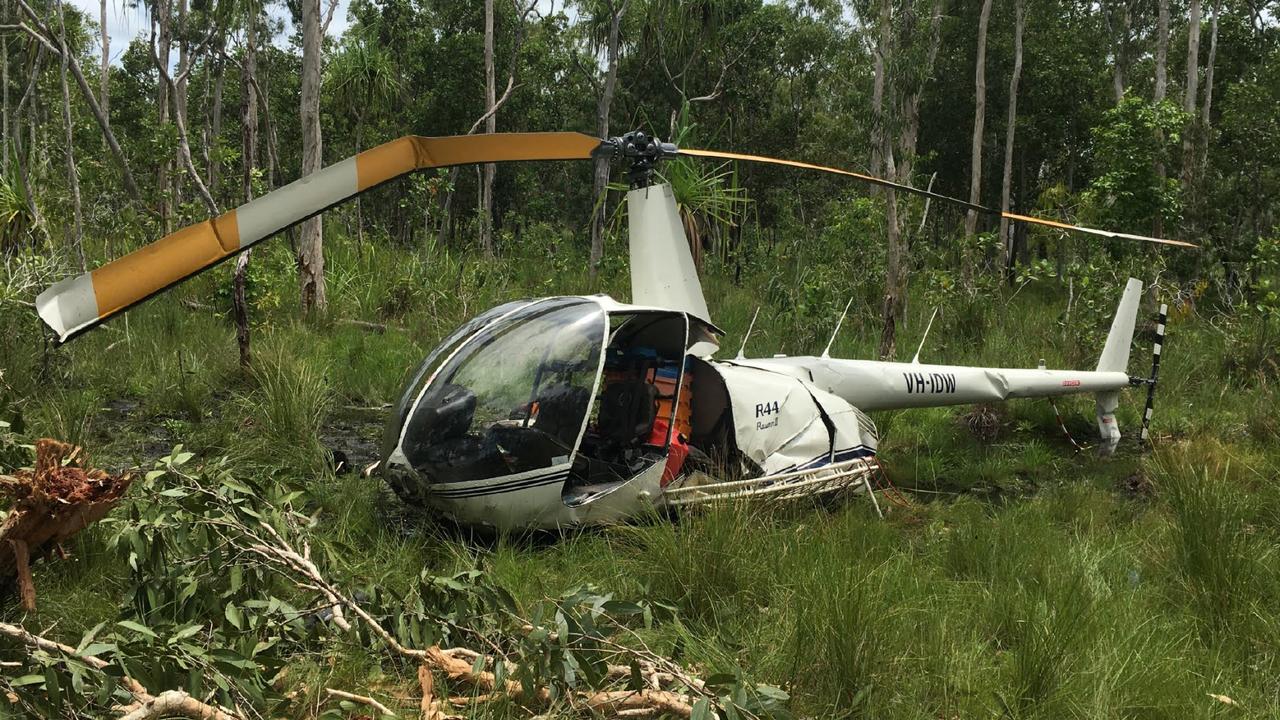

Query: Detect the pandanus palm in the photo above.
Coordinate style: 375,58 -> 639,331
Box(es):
326,37 -> 403,251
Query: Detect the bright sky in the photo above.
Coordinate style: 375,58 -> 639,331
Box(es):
65,0 -> 572,65
65,0 -> 355,64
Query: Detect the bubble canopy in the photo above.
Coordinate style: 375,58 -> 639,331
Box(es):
397,298 -> 607,485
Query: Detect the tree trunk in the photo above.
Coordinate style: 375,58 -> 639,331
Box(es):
1180,0 -> 1201,187
879,159 -> 901,361
209,50 -> 224,191
3,32 -> 9,172
298,0 -> 326,312
55,0 -> 84,270
962,0 -> 994,248
14,0 -> 144,207
480,0 -> 496,257
1153,0 -> 1169,237
174,0 -> 190,209
870,0 -> 888,179
999,0 -> 1025,272
589,0 -> 627,280
156,0 -> 172,232
1154,0 -> 1169,102
151,50 -> 216,216
1198,2 -> 1218,171
99,0 -> 108,118
875,0 -> 898,361
354,118 -> 364,256
1111,0 -> 1131,103
14,45 -> 46,238
234,12 -> 259,369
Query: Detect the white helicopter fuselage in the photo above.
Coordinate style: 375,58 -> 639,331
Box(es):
379,182 -> 1150,531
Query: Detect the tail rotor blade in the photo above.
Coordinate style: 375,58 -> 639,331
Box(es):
679,147 -> 1197,249
36,132 -> 602,342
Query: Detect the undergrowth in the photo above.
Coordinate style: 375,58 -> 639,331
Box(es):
1,228 -> 1278,717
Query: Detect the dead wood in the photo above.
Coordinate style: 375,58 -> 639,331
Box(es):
0,439 -> 134,603
323,687 -> 397,717
116,690 -> 239,720
0,621 -> 238,720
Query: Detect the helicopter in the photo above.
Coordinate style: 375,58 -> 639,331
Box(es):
35,130 -> 1189,531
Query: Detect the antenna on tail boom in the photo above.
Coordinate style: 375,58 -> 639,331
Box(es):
737,307 -> 761,360
911,307 -> 941,364
822,298 -> 855,359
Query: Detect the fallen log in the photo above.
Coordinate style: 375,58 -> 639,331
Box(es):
0,439 -> 134,609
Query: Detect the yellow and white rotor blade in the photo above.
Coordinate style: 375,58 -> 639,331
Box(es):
679,147 -> 1197,249
36,132 -> 602,342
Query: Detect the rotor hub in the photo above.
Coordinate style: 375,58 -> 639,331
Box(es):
595,130 -> 678,188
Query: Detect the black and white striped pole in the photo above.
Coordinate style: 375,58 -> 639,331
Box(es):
1138,303 -> 1167,448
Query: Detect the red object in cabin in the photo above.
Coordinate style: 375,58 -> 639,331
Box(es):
648,418 -> 690,487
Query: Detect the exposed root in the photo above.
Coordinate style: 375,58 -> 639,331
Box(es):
0,439 -> 134,605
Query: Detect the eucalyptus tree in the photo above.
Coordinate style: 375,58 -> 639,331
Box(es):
962,0 -> 993,247
574,0 -> 630,278
999,0 -> 1024,272
298,0 -> 324,311
54,0 -> 84,269
1181,0 -> 1202,187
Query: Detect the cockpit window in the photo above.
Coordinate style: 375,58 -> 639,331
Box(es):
381,299 -> 532,462
402,299 -> 605,483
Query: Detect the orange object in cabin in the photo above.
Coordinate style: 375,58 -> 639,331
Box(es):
653,372 -> 693,440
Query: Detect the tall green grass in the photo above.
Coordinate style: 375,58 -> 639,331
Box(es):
4,229 -> 1280,718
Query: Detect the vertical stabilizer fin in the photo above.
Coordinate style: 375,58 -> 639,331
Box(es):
1096,277 -> 1144,373
627,183 -> 714,333
1094,277 -> 1143,453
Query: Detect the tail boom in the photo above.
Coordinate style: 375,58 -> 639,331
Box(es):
734,357 -> 1131,413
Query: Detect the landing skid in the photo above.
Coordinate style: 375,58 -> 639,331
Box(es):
662,457 -> 880,507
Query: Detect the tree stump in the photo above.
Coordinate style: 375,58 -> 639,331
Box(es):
0,439 -> 133,609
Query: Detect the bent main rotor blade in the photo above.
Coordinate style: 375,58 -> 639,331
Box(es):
999,212 -> 1196,248
678,147 -> 991,213
679,147 -> 1197,249
36,132 -> 602,342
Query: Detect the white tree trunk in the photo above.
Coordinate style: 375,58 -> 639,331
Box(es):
3,33 -> 9,171
13,0 -> 143,206
963,0 -> 995,243
480,0 -> 496,256
56,0 -> 84,270
999,0 -> 1025,270
1155,0 -> 1169,102
298,0 -> 326,311
99,0 -> 108,119
876,0 -> 897,360
174,0 -> 189,208
1111,0 -> 1131,103
1153,0 -> 1169,237
156,0 -> 172,232
1180,0 -> 1201,186
1198,2 -> 1218,170
589,0 -> 627,279
234,16 -> 259,369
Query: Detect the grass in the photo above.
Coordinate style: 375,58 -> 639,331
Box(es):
3,226 -> 1280,717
